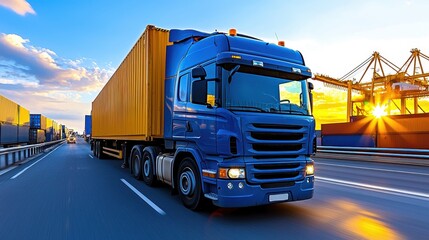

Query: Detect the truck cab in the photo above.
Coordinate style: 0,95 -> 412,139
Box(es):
163,29 -> 316,208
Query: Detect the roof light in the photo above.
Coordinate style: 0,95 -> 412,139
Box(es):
229,28 -> 237,36
292,67 -> 301,74
253,60 -> 264,67
278,41 -> 285,47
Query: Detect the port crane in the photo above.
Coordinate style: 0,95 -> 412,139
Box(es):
313,48 -> 429,121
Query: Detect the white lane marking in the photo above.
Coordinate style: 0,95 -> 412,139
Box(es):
121,179 -> 166,215
0,166 -> 18,176
10,144 -> 63,180
317,176 -> 429,201
317,162 -> 429,176
88,154 -> 94,159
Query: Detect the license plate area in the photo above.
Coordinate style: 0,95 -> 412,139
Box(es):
269,193 -> 289,202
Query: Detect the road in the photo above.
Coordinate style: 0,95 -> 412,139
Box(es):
0,138 -> 428,239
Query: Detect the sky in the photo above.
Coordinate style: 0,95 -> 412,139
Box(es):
1,0 -> 429,132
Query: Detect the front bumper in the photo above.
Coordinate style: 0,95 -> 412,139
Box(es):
211,176 -> 314,208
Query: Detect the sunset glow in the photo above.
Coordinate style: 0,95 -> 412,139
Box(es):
372,105 -> 388,118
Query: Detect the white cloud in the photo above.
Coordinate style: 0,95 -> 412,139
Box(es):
0,33 -> 114,132
0,33 -> 113,91
0,0 -> 35,16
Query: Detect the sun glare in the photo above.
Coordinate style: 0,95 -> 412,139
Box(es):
372,105 -> 387,118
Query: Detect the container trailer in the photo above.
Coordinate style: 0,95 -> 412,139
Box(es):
0,95 -> 30,146
92,25 -> 316,210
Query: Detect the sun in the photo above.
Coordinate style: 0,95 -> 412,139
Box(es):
372,105 -> 387,118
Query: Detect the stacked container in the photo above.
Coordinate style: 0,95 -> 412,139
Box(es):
45,118 -> 54,142
0,95 -> 30,146
322,113 -> 429,149
377,114 -> 429,149
29,114 -> 47,144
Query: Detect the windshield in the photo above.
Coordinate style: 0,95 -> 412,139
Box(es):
222,65 -> 312,115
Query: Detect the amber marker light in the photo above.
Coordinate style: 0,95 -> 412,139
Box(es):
229,28 -> 237,36
278,41 -> 285,47
219,168 -> 228,179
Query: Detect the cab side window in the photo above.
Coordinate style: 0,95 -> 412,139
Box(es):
178,74 -> 189,102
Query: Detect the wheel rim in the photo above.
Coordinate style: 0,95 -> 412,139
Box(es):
179,167 -> 196,196
143,157 -> 150,177
133,155 -> 140,175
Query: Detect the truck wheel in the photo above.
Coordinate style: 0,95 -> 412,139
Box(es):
97,141 -> 105,159
142,147 -> 158,186
92,141 -> 97,157
177,157 -> 205,210
131,146 -> 143,179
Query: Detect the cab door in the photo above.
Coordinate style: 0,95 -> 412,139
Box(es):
186,63 -> 218,155
172,73 -> 189,141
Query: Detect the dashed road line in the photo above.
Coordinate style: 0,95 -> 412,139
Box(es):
10,144 -> 62,180
121,179 -> 166,215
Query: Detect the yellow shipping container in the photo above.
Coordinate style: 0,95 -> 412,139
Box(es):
0,95 -> 19,125
46,117 -> 53,129
92,25 -> 169,141
18,106 -> 30,126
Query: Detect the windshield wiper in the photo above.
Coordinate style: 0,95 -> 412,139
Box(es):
227,105 -> 267,112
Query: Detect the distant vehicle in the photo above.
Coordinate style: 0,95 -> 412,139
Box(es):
92,25 -> 316,210
67,135 -> 76,144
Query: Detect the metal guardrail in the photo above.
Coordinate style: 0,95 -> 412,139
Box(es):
0,140 -> 65,170
317,146 -> 429,159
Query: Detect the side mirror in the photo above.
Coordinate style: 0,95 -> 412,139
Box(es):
307,81 -> 314,113
192,67 -> 207,79
191,79 -> 207,105
308,82 -> 314,91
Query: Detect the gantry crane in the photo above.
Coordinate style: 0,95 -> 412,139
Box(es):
313,48 -> 429,121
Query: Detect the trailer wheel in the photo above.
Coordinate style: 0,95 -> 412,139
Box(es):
177,157 -> 205,210
96,141 -> 106,159
92,141 -> 97,156
142,147 -> 158,186
131,146 -> 143,180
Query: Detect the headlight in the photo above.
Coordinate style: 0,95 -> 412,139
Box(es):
219,168 -> 245,179
306,163 -> 314,176
228,168 -> 245,179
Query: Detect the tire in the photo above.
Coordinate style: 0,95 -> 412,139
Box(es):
130,146 -> 143,180
94,141 -> 99,158
142,147 -> 158,186
93,141 -> 97,157
177,157 -> 206,210
97,141 -> 104,159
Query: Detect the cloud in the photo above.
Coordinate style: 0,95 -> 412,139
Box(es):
0,33 -> 113,91
0,0 -> 35,15
0,33 -> 113,132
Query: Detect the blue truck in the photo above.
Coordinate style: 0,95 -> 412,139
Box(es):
84,115 -> 91,142
91,26 -> 316,210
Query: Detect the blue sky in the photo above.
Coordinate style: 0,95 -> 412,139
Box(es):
1,0 -> 429,131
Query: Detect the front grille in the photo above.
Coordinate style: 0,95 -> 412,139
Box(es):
261,182 -> 295,189
247,162 -> 305,184
252,143 -> 302,152
251,132 -> 303,141
254,172 -> 300,179
247,123 -> 306,155
253,124 -> 303,130
254,163 -> 300,170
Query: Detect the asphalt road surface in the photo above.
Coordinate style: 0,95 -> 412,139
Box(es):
0,138 -> 428,239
